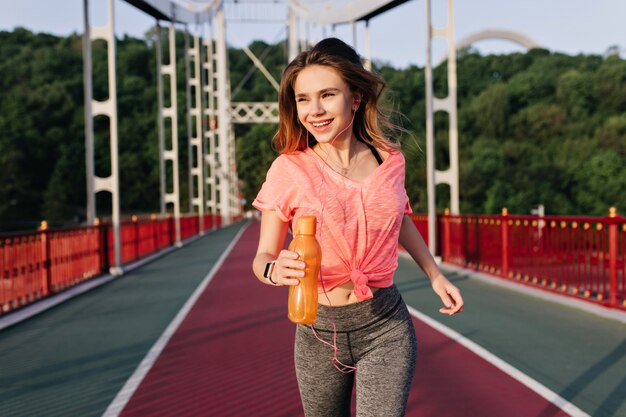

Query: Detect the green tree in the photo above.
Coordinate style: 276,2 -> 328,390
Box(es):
2,28 -> 626,231
237,124 -> 279,210
572,150 -> 626,215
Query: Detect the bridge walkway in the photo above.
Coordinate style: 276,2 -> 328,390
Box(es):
0,220 -> 624,416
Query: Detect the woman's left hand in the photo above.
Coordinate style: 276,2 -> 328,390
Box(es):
431,274 -> 464,315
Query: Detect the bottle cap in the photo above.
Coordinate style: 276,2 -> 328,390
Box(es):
295,216 -> 317,235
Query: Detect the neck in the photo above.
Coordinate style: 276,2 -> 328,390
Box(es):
317,135 -> 359,165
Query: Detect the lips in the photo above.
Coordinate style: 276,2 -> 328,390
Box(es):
310,119 -> 333,128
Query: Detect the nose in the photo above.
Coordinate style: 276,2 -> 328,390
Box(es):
309,98 -> 324,116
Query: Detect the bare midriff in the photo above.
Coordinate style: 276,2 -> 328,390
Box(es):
317,281 -> 380,306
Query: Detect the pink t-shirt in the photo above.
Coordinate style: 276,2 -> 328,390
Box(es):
252,146 -> 412,301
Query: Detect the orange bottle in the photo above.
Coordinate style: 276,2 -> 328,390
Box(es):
288,216 -> 322,324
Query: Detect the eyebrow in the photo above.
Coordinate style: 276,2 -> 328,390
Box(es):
295,87 -> 341,98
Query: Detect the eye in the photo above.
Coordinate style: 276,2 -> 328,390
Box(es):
296,97 -> 308,103
322,92 -> 334,98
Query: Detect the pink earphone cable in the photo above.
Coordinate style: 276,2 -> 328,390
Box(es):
304,109 -> 358,374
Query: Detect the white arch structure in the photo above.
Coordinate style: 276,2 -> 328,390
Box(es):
456,28 -> 542,51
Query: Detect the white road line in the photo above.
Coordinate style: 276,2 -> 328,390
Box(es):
407,305 -> 591,417
102,221 -> 251,417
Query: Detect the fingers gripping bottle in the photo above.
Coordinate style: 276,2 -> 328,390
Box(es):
288,216 -> 321,324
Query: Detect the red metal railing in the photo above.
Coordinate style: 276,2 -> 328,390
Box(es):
435,209 -> 626,310
3,209 -> 622,316
1,232 -> 45,310
48,226 -> 102,293
1,213 -> 226,315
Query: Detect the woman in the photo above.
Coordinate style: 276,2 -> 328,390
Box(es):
251,38 -> 463,417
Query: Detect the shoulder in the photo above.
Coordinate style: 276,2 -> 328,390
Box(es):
278,150 -> 308,164
383,149 -> 406,166
272,150 -> 304,164
267,151 -> 310,177
378,149 -> 407,181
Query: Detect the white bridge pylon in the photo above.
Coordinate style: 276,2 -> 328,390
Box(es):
83,0 -> 466,267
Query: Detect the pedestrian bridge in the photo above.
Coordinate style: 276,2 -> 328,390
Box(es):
1,1 -> 626,416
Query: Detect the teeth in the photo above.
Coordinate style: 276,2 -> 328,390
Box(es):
312,120 -> 332,127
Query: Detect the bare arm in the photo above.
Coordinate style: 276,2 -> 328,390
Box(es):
252,210 -> 304,286
398,215 -> 464,315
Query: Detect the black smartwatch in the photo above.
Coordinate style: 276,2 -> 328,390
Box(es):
263,261 -> 277,284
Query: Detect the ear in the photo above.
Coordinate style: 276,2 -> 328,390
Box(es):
352,93 -> 362,111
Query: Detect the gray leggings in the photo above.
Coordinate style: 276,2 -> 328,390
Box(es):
294,285 -> 417,417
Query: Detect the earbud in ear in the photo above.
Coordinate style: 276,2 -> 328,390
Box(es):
353,100 -> 360,111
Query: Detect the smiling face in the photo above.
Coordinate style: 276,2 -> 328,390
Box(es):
293,65 -> 359,146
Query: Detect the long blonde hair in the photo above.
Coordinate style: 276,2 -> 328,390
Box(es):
274,38 -> 402,154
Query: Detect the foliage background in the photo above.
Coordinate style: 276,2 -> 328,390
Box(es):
1,28 -> 625,231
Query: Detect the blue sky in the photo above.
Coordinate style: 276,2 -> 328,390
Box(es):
1,0 -> 625,68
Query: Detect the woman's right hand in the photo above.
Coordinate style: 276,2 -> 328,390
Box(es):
272,250 -> 305,286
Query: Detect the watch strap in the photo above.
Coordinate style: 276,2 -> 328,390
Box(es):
263,261 -> 276,284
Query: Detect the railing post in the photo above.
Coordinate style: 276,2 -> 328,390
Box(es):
501,207 -> 509,278
132,215 -> 139,261
608,207 -> 618,307
39,220 -> 51,296
150,214 -> 158,252
168,213 -> 174,246
96,218 -> 110,274
443,208 -> 451,262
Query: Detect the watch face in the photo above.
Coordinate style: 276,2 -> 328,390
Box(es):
264,261 -> 274,278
